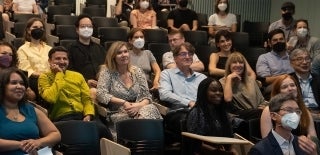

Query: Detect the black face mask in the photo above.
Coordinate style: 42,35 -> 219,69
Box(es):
31,28 -> 44,40
272,42 -> 286,53
282,12 -> 293,21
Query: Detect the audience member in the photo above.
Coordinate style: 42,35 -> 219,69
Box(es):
208,30 -> 255,79
12,0 -> 39,14
167,0 -> 198,31
0,41 -> 36,101
0,0 -> 13,32
186,77 -> 237,155
268,1 -> 295,41
38,46 -> 112,139
220,52 -> 266,120
207,0 -> 237,46
287,19 -> 320,59
128,28 -> 161,90
260,75 -> 319,154
311,54 -> 320,75
288,48 -> 320,117
68,14 -> 106,103
130,0 -> 157,29
115,0 -> 134,27
162,29 -> 204,72
0,68 -> 60,155
96,41 -> 162,136
159,42 -> 206,109
256,29 -> 294,85
249,93 -> 317,155
17,17 -> 51,103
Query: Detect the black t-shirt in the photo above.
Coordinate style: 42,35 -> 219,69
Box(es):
167,8 -> 198,29
116,3 -> 133,23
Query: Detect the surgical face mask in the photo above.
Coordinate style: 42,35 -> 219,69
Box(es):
140,1 -> 149,9
296,28 -> 308,38
218,3 -> 227,11
281,112 -> 300,130
272,42 -> 286,53
133,38 -> 145,49
79,27 -> 93,38
31,28 -> 44,40
0,54 -> 12,68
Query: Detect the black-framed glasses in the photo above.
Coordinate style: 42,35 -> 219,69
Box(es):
280,107 -> 302,115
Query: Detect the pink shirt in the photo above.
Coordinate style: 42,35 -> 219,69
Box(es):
131,9 -> 156,29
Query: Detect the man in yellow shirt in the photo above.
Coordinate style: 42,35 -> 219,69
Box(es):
38,46 -> 112,139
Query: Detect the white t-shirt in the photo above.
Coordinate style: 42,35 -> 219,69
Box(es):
208,13 -> 237,29
13,0 -> 35,13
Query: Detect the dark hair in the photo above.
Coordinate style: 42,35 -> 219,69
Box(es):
24,17 -> 47,42
128,27 -> 145,40
48,46 -> 69,59
0,41 -> 17,67
75,14 -> 94,28
0,67 -> 29,104
294,19 -> 309,29
192,77 -> 232,136
172,42 -> 195,56
281,1 -> 295,13
214,0 -> 229,14
214,30 -> 233,51
269,93 -> 297,113
268,28 -> 285,41
178,0 -> 188,7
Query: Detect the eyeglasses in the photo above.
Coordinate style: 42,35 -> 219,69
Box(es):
177,52 -> 194,58
280,107 -> 302,115
293,57 -> 311,63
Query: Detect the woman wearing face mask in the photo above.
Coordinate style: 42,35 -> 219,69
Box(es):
260,75 -> 319,155
17,17 -> 51,104
287,19 -> 320,59
207,0 -> 237,46
186,78 -> 238,155
128,28 -> 161,91
130,0 -> 157,29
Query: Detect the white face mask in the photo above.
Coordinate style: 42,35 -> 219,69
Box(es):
79,27 -> 93,38
281,112 -> 300,130
140,1 -> 149,9
296,28 -> 308,38
133,38 -> 145,49
218,3 -> 227,11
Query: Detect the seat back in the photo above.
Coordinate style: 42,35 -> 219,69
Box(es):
183,30 -> 208,46
13,37 -> 24,50
243,21 -> 269,47
100,138 -> 131,155
98,27 -> 128,44
148,43 -> 171,68
13,22 -> 26,38
197,13 -> 208,31
144,29 -> 168,47
92,17 -> 119,37
156,11 -> 169,28
82,7 -> 106,17
85,0 -> 106,7
54,120 -> 100,155
194,45 -> 216,73
243,47 -> 267,72
12,13 -> 41,23
54,0 -> 76,13
54,15 -> 78,26
235,14 -> 241,32
230,32 -> 249,53
116,119 -> 164,155
56,25 -> 78,40
47,5 -> 73,23
248,118 -> 262,143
